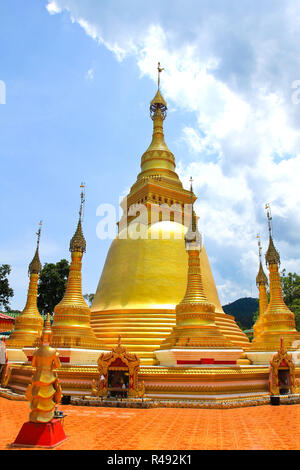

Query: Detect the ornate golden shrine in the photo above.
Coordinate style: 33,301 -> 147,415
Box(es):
269,338 -> 298,395
91,336 -> 145,398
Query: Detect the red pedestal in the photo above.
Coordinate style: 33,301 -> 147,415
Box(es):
13,419 -> 67,449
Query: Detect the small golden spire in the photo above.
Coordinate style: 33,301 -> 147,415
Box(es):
250,209 -> 300,351
158,184 -> 234,351
256,234 -> 268,285
52,183 -> 105,350
28,221 -> 43,275
70,184 -> 86,253
265,204 -> 280,266
6,222 -> 44,348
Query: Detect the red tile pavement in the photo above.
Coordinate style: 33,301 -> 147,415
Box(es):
1,397 -> 300,450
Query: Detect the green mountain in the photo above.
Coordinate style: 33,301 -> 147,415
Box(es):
222,297 -> 259,330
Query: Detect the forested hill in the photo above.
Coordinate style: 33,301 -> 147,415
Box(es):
222,297 -> 259,330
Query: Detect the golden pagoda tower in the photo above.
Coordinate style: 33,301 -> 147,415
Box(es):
6,222 -> 44,361
247,205 -> 300,363
252,235 -> 269,343
155,183 -> 242,366
51,185 -> 107,364
91,63 -> 249,364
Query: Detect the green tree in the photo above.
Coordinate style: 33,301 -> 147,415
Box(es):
281,269 -> 300,331
83,293 -> 95,306
0,264 -> 14,311
252,308 -> 259,324
37,259 -> 70,316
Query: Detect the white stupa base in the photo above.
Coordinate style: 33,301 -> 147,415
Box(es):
22,347 -> 108,365
246,351 -> 277,364
247,350 -> 300,365
7,348 -> 28,363
291,351 -> 300,365
155,348 -> 243,367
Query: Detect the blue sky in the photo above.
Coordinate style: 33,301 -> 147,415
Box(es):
1,0 -> 300,309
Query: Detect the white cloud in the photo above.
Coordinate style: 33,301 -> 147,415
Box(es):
46,0 -> 300,304
46,1 -> 62,15
85,67 -> 94,80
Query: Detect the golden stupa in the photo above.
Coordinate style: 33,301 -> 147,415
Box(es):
10,64 -> 298,404
51,186 -> 105,352
249,206 -> 300,353
6,222 -> 44,355
91,67 -> 249,364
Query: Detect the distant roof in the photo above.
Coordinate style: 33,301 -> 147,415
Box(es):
0,312 -> 14,320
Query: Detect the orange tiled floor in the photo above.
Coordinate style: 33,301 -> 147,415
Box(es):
1,397 -> 300,450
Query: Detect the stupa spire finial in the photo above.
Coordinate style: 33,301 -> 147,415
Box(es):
185,177 -> 200,246
265,203 -> 280,266
150,62 -> 167,121
257,233 -> 262,261
36,220 -> 42,248
157,62 -> 164,90
28,221 -> 43,275
79,182 -> 85,222
265,203 -> 272,236
70,183 -> 87,254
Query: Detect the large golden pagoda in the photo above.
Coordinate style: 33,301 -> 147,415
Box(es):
252,235 -> 269,343
51,186 -> 106,354
8,66 -> 300,404
91,65 -> 249,364
6,223 -> 44,358
248,206 -> 300,356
